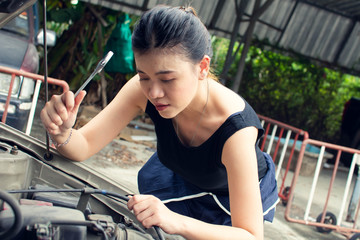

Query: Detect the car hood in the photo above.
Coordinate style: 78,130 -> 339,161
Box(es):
0,30 -> 28,70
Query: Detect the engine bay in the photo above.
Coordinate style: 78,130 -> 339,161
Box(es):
0,123 -> 169,240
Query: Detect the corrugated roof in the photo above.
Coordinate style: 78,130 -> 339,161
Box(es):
80,0 -> 360,76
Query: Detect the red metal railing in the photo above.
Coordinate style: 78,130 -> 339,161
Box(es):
0,65 -> 69,134
257,114 -> 309,205
285,138 -> 360,239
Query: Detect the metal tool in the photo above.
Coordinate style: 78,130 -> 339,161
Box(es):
74,51 -> 114,97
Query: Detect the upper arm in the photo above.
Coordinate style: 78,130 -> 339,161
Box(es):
79,74 -> 147,157
222,126 -> 264,239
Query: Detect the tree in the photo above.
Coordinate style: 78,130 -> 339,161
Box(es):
39,0 -> 135,107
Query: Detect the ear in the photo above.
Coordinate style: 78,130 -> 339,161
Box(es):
199,55 -> 211,80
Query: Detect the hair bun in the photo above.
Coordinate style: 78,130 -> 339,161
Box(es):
179,6 -> 198,16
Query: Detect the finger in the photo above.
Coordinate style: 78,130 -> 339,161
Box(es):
130,198 -> 157,228
49,98 -> 67,126
42,100 -> 63,127
61,91 -> 75,110
142,214 -> 161,229
127,195 -> 133,209
127,194 -> 150,211
75,90 -> 86,106
40,108 -> 60,132
72,90 -> 86,113
131,198 -> 150,216
46,126 -> 61,135
127,194 -> 140,211
136,206 -> 156,225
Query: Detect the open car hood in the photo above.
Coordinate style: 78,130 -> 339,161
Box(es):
0,122 -> 171,239
0,122 -> 134,196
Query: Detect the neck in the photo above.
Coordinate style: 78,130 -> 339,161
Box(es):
181,78 -> 210,119
174,78 -> 209,146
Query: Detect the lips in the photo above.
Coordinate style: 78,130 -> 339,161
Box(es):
155,103 -> 169,111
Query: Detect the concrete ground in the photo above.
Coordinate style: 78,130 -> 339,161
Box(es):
29,101 -> 359,240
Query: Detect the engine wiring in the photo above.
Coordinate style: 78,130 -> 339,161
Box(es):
6,188 -> 165,240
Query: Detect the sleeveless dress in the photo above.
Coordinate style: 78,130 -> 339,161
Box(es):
138,100 -> 279,224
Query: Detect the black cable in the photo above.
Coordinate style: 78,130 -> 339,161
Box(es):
42,0 -> 51,160
0,191 -> 23,240
8,188 -> 165,240
8,189 -> 129,202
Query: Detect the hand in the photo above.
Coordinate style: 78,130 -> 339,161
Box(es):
40,90 -> 86,135
127,195 -> 182,235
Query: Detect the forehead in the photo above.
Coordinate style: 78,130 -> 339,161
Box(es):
134,48 -> 195,73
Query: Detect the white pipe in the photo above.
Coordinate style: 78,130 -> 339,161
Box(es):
304,145 -> 325,220
338,153 -> 359,225
275,130 -> 292,180
266,125 -> 278,154
260,120 -> 265,127
25,80 -> 41,135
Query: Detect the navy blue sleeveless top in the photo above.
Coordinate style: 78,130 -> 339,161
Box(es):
145,99 -> 267,194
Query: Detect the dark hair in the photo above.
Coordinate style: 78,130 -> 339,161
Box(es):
132,5 -> 213,63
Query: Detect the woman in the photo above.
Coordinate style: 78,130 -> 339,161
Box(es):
41,5 -> 278,240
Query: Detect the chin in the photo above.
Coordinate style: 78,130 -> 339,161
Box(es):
156,107 -> 178,119
158,111 -> 176,119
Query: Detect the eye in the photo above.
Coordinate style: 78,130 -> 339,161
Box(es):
138,74 -> 150,81
137,71 -> 150,81
161,78 -> 176,82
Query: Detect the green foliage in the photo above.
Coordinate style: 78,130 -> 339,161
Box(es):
211,37 -> 360,142
211,36 -> 229,76
39,1 -> 126,91
38,1 -> 358,142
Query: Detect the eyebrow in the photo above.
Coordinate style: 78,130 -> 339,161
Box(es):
137,69 -> 176,75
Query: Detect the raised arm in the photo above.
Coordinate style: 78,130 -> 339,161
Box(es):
40,74 -> 147,161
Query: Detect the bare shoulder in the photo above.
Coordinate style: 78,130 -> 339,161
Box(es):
210,80 -> 245,114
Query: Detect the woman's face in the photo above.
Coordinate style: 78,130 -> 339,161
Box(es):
135,49 -> 201,119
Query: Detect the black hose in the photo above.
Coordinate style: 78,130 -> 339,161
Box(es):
8,188 -> 165,240
42,0 -> 51,160
0,191 -> 23,240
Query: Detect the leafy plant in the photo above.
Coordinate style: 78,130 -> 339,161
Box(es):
211,37 -> 360,142
38,3 -> 359,143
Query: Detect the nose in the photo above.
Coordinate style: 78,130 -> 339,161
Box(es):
148,82 -> 164,99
